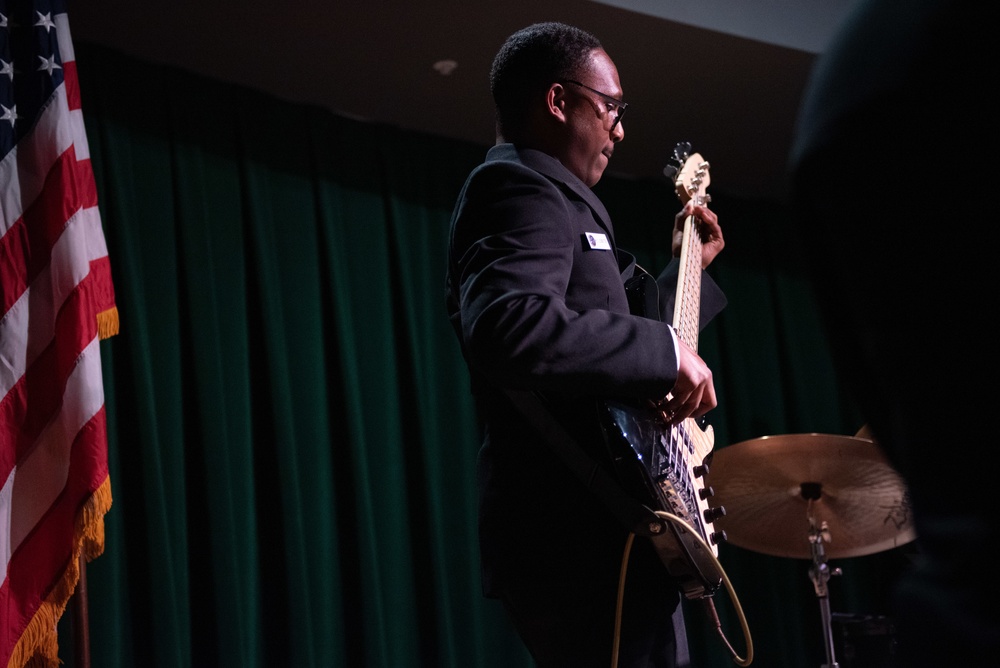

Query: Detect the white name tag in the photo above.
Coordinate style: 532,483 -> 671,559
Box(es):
584,232 -> 611,250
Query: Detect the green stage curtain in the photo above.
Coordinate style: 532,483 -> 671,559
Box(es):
65,42 -> 912,668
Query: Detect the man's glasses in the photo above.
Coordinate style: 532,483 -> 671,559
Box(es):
562,79 -> 628,130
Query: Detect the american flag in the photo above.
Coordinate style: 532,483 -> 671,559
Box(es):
0,0 -> 116,665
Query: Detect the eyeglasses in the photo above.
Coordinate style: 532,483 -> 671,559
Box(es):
562,79 -> 628,131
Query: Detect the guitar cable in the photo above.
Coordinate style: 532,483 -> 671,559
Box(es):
610,511 -> 754,668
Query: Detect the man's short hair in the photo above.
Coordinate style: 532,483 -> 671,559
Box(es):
490,22 -> 602,140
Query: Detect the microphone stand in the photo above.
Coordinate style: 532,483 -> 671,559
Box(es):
808,518 -> 841,668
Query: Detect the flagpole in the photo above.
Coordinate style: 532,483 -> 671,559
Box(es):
72,555 -> 91,668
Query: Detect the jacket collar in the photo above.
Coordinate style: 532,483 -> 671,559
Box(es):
485,144 -> 614,238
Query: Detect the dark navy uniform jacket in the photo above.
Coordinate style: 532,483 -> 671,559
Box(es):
446,143 -> 726,599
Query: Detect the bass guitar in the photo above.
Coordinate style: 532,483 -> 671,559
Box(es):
602,142 -> 727,600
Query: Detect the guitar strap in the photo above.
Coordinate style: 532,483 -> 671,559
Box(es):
503,388 -> 667,538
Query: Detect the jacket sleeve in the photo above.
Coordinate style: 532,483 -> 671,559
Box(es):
450,160 -> 684,400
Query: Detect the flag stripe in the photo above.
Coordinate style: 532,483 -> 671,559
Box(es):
0,84 -> 79,236
0,201 -> 105,401
1,258 -> 105,476
1,143 -> 98,314
7,334 -> 104,560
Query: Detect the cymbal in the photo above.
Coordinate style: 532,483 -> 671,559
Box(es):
705,433 -> 916,559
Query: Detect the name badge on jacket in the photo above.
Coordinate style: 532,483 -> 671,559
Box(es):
584,232 -> 611,251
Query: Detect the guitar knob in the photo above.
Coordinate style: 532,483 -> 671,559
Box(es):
699,485 -> 714,500
704,506 -> 726,523
693,463 -> 710,478
710,530 -> 728,545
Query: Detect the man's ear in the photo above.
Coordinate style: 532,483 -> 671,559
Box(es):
546,83 -> 569,123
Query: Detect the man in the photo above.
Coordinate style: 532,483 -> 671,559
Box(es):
446,22 -> 727,667
789,0 -> 998,665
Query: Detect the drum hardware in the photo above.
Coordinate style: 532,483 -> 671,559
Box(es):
704,429 -> 913,668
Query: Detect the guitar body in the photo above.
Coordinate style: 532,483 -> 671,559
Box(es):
602,400 -> 723,599
602,143 -> 725,600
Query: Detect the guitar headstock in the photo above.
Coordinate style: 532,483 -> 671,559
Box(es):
663,141 -> 711,207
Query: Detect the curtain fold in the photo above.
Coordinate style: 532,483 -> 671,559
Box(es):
66,42 -> 910,668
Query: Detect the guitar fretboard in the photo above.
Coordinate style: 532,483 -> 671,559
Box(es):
671,157 -> 710,353
673,213 -> 704,352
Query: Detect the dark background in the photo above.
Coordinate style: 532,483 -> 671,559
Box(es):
68,0 -> 855,203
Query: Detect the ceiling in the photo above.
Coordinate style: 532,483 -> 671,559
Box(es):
66,0 -> 857,201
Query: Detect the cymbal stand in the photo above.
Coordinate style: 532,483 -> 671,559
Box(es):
808,518 -> 842,668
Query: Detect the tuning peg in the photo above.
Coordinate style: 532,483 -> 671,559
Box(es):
673,141 -> 692,161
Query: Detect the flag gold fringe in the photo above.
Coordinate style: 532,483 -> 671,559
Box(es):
7,476 -> 113,668
96,307 -> 119,340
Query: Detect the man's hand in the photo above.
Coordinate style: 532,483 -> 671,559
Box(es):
662,338 -> 717,423
671,202 -> 725,269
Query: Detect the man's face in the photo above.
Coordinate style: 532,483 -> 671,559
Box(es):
560,49 -> 626,187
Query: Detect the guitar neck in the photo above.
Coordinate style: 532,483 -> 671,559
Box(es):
668,148 -> 710,354
671,212 -> 703,353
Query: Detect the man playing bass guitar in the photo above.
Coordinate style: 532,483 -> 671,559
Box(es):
445,21 -> 728,668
